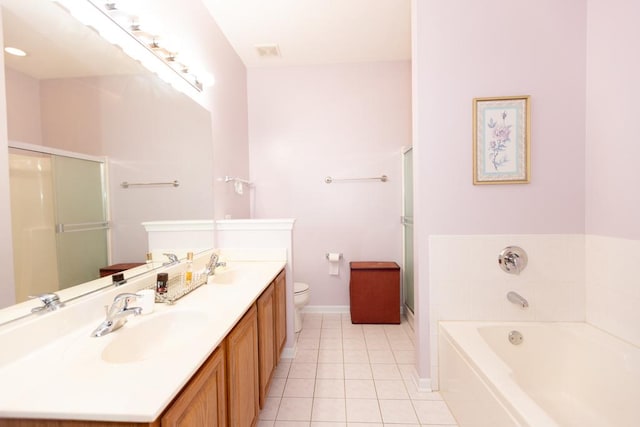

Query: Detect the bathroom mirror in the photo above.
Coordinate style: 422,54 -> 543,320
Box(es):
0,0 -> 215,321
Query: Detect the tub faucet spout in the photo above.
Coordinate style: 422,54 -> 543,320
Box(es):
507,291 -> 529,308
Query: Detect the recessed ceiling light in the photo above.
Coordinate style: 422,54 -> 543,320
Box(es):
4,47 -> 27,57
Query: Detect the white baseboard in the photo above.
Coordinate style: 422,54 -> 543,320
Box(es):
411,367 -> 433,392
302,305 -> 350,314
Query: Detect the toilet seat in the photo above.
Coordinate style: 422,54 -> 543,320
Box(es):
294,282 -> 309,294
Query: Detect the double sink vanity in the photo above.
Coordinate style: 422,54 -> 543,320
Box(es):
0,250 -> 287,427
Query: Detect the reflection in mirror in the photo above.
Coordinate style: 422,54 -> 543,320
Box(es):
0,0 -> 215,321
8,146 -> 109,303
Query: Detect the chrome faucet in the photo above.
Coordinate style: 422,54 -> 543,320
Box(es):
507,291 -> 529,308
91,293 -> 143,337
204,253 -> 226,276
30,293 -> 65,313
162,253 -> 179,266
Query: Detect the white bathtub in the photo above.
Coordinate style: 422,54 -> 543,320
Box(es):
438,321 -> 640,427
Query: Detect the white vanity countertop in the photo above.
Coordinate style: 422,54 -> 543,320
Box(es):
0,260 -> 285,422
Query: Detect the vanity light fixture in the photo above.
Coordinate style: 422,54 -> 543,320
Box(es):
4,46 -> 27,57
89,0 -> 206,92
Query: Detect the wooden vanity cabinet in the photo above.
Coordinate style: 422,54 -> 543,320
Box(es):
160,343 -> 226,427
257,283 -> 276,409
225,304 -> 259,427
0,345 -> 227,427
0,269 -> 287,427
274,270 -> 287,358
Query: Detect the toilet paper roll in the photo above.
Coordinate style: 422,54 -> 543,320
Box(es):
328,252 -> 341,276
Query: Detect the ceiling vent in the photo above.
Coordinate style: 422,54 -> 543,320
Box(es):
255,44 -> 281,58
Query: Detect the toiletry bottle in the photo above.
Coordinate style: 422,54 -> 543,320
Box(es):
156,273 -> 168,294
146,252 -> 153,269
185,252 -> 194,286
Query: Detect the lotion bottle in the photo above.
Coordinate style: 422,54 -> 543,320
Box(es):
185,252 -> 194,286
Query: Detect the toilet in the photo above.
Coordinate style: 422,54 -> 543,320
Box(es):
293,282 -> 310,332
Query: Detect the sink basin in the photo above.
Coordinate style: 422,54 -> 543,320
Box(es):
101,310 -> 208,364
207,268 -> 261,285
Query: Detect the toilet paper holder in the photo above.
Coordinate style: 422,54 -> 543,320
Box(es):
326,253 -> 343,260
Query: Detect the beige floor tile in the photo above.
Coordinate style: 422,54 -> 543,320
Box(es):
404,379 -> 444,400
344,363 -> 373,380
364,339 -> 391,350
397,364 -> 416,380
260,397 -> 281,420
344,379 -> 376,399
343,350 -> 369,364
316,363 -> 344,379
297,337 -> 320,350
321,328 -> 342,338
315,379 -> 345,398
269,378 -> 287,397
371,363 -> 402,380
299,328 -> 322,338
393,349 -> 415,364
342,338 -> 366,350
318,349 -> 343,363
387,339 -> 414,350
274,421 -> 311,427
322,320 -> 342,329
367,349 -> 395,364
412,400 -> 457,425
286,317 -> 453,427
284,378 -> 316,398
345,398 -> 382,423
323,313 -> 342,321
374,379 -> 409,399
303,318 -> 323,329
257,420 -> 275,427
274,361 -> 292,378
295,349 -> 319,363
289,363 -> 318,379
320,338 -> 343,350
378,399 -> 418,424
277,397 -> 313,421
311,398 -> 347,422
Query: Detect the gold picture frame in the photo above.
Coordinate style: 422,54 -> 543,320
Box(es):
473,95 -> 530,184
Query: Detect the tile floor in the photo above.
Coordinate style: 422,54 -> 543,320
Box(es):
258,313 -> 458,427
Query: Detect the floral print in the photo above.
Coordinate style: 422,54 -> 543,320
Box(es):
487,111 -> 512,171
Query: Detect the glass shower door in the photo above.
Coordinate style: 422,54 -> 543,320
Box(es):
402,147 -> 414,313
52,155 -> 109,289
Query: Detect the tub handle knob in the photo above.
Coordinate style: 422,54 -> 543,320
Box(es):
498,246 -> 527,275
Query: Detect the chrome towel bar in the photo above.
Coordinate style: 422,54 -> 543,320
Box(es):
325,174 -> 388,184
121,180 -> 179,188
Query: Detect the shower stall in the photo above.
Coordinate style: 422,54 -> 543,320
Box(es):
8,145 -> 109,303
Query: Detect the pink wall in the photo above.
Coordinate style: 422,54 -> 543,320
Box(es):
585,0 -> 640,239
248,62 -> 411,306
133,0 -> 251,220
5,69 -> 42,145
413,0 -> 587,379
39,75 -> 215,264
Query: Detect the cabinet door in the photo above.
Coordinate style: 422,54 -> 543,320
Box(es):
161,344 -> 226,427
274,270 -> 287,357
226,305 -> 259,427
257,283 -> 276,408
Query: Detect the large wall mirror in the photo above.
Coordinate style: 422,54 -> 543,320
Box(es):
0,0 -> 216,320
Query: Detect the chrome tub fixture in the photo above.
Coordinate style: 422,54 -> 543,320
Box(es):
498,246 -> 528,274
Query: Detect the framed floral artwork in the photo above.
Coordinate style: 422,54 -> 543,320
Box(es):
473,95 -> 530,184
